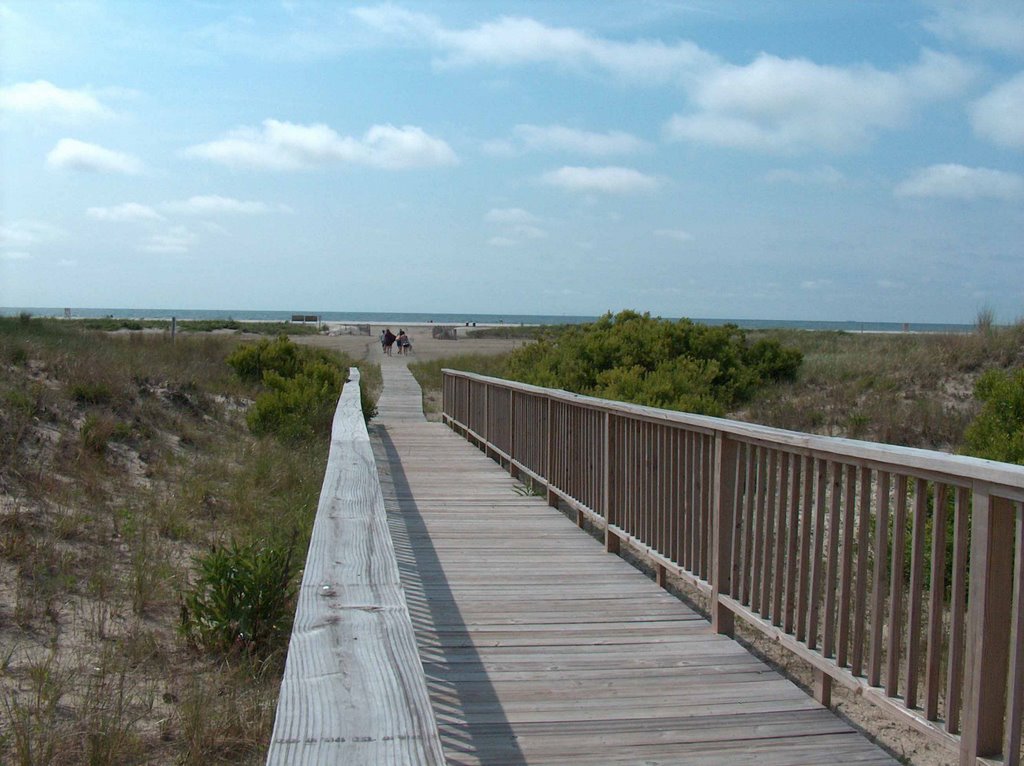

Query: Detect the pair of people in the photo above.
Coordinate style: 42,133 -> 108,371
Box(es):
380,328 -> 411,356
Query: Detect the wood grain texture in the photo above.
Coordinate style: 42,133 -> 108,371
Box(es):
376,363 -> 896,765
266,367 -> 445,766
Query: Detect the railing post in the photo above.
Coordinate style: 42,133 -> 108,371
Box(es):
509,390 -> 519,479
441,371 -> 447,423
604,412 -> 620,553
545,397 -> 558,508
960,491 -> 1014,765
712,431 -> 738,636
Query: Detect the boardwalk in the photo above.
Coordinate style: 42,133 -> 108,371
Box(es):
371,361 -> 897,765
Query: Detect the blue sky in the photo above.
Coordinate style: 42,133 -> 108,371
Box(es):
1,1 -> 1022,322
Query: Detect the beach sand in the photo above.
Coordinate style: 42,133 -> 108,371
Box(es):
288,322 -> 531,362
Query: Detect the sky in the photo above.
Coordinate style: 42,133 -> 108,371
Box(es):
1,1 -> 1022,323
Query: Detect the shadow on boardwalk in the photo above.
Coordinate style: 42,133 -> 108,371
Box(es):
373,425 -> 527,765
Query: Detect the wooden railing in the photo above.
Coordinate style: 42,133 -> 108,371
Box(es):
267,369 -> 444,765
443,369 -> 1024,766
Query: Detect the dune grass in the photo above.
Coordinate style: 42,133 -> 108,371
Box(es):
0,317 -> 376,764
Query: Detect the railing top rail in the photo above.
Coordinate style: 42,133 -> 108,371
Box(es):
268,368 -> 445,765
443,368 -> 1024,495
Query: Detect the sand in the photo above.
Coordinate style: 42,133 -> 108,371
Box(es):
288,322 -> 531,363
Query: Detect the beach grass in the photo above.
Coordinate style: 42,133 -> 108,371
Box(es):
0,317 -> 373,764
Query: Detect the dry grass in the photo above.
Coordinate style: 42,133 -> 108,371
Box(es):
736,325 -> 1024,450
0,318 -> 346,764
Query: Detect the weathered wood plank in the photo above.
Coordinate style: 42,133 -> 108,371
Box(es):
267,368 -> 444,766
374,362 -> 897,765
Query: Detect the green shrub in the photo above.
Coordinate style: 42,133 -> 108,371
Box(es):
226,336 -> 302,383
179,537 -> 298,659
962,367 -> 1024,464
501,310 -> 803,415
247,362 -> 343,441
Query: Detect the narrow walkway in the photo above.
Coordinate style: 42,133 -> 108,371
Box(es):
370,361 -> 896,765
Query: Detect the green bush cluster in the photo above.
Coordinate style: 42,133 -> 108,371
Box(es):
228,337 -> 347,441
962,367 -> 1024,464
179,537 -> 297,659
503,311 -> 802,416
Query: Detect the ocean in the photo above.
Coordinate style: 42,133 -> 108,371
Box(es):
0,307 -> 976,334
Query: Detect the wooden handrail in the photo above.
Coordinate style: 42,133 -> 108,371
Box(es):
267,368 -> 445,765
442,368 -> 1024,766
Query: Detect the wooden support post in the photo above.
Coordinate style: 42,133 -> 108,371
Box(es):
656,563 -> 667,589
813,669 -> 833,707
960,492 -> 1014,765
712,432 -> 738,637
605,528 -> 620,554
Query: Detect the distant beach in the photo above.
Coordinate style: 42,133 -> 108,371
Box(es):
1,307 -> 976,334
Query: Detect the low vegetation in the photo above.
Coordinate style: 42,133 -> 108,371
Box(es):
69,317 -> 322,335
412,310 -> 802,417
0,319 -> 375,764
411,311 -> 1024,461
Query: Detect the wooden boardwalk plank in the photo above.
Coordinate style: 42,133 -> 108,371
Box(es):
371,361 -> 897,765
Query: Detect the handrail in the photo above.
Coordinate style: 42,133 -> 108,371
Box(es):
267,368 -> 445,765
442,368 -> 1024,766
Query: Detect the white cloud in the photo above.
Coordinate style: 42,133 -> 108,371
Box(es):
763,166 -> 846,185
0,80 -> 109,120
970,72 -> 1024,149
161,195 -> 288,215
800,279 -> 833,290
142,226 -> 197,253
46,138 -> 143,174
924,2 -> 1024,56
542,166 -> 659,194
666,49 -> 974,153
655,229 -> 694,243
1,251 -> 32,261
87,203 -> 163,222
485,207 -> 538,224
895,164 -> 1024,200
352,5 -> 717,84
183,119 -> 457,170
485,208 -> 546,246
512,124 -> 647,156
0,221 -> 62,247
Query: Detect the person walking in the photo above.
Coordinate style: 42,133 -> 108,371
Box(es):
383,328 -> 396,356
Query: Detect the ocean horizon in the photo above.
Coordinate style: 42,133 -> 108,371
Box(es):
1,306 -> 977,334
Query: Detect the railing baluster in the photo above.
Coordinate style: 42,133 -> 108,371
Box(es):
807,457 -> 828,650
885,475 -> 908,698
851,467 -> 872,678
784,453 -> 802,633
869,471 -> 891,687
905,478 -> 928,710
924,483 -> 948,721
946,487 -> 970,733
837,464 -> 857,669
713,432 -> 738,636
